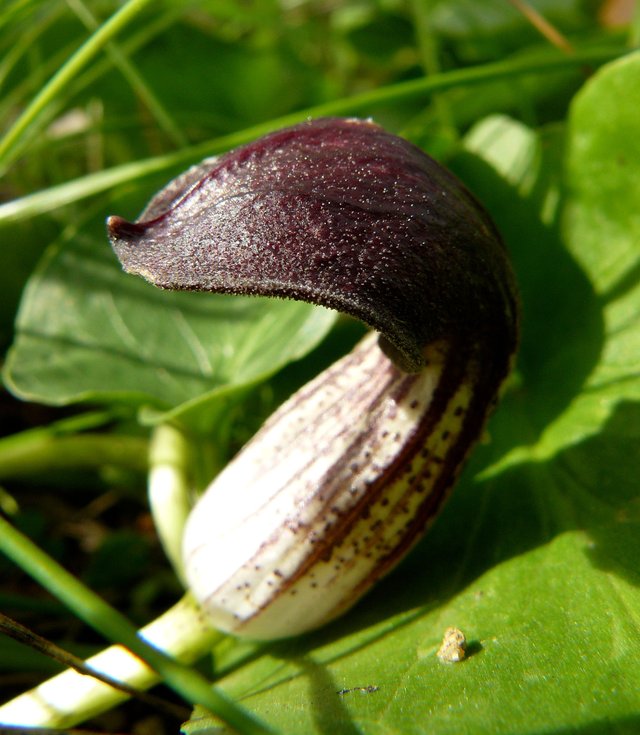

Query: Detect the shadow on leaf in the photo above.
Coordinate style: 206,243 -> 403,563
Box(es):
452,148 -> 604,443
326,396 -> 640,640
531,714 -> 640,735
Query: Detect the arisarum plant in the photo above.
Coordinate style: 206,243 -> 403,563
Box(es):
108,117 -> 520,640
0,115 -> 520,730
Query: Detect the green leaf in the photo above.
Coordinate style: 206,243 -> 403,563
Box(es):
4,229 -> 336,433
487,55 -> 640,472
0,218 -> 56,353
184,57 -> 640,734
563,50 -> 640,363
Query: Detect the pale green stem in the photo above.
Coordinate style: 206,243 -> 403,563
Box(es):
0,432 -> 148,479
0,593 -> 220,728
0,411 -> 147,479
148,424 -> 195,583
0,43 -> 627,226
0,0 -> 156,168
0,515 -> 273,734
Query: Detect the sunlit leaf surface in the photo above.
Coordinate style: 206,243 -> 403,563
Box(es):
183,54 -> 640,735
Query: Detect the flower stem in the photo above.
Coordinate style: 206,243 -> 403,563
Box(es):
0,594 -> 217,728
148,424 -> 195,583
0,515 -> 274,734
0,411 -> 148,479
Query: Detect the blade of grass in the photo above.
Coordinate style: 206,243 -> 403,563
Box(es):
507,0 -> 575,54
0,3 -> 62,92
0,515 -> 275,734
0,594 -> 220,728
0,40 -> 81,149
65,0 -> 188,148
0,0 -> 42,36
0,43 -> 628,226
0,0 -> 158,170
0,612 -> 191,722
0,8 -> 180,158
409,0 -> 457,140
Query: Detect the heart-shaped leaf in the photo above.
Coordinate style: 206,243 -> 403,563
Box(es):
4,228 -> 336,433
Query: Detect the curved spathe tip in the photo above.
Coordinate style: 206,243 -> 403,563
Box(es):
108,117 -> 519,374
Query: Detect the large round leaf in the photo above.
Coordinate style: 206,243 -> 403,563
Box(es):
4,228 -> 336,433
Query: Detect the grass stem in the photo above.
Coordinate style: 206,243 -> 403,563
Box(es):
0,43 -> 627,226
0,0 -> 157,168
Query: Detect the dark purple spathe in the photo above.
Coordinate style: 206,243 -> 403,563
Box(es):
108,117 -> 518,374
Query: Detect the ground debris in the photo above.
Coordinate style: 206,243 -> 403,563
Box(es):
437,626 -> 467,663
336,685 -> 380,695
